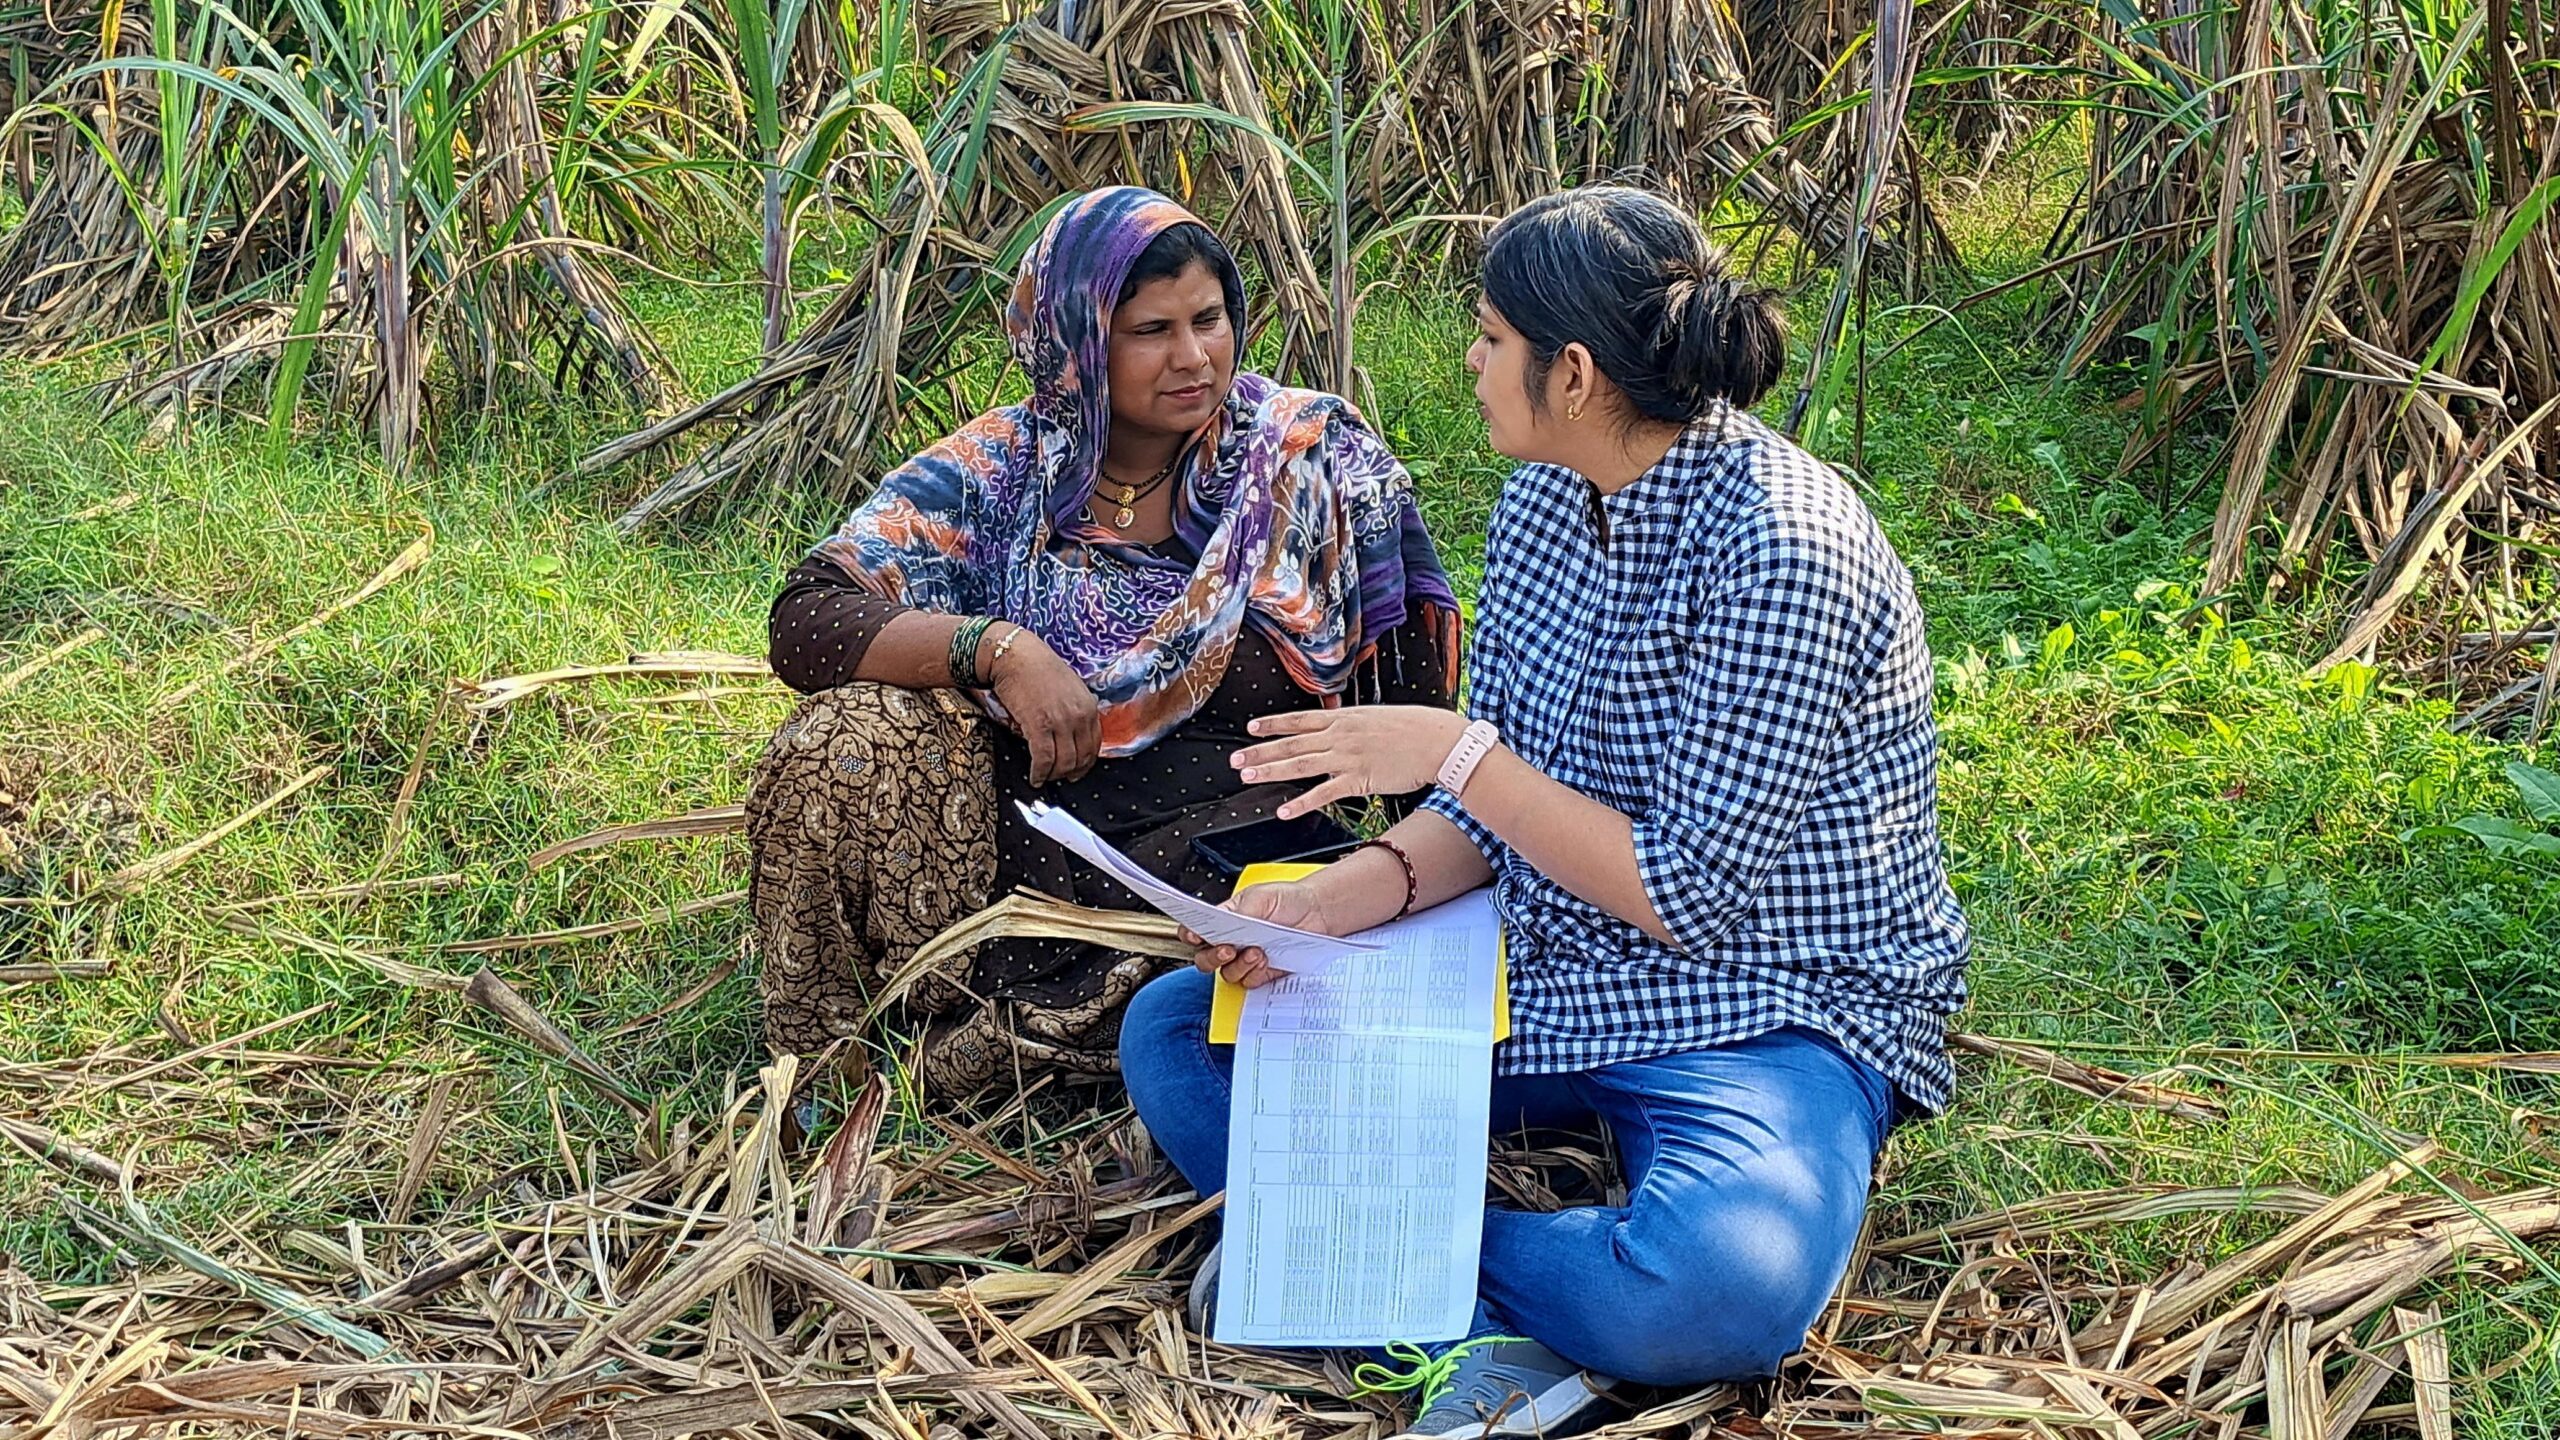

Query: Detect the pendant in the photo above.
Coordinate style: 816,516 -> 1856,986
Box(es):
1113,505 -> 1136,527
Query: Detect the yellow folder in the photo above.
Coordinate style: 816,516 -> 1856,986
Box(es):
1208,861 -> 1510,1042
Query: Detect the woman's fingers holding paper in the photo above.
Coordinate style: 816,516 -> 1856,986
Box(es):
1216,947 -> 1273,984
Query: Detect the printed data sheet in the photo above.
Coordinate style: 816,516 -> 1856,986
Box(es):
1215,891 -> 1502,1346
1017,801 -> 1378,972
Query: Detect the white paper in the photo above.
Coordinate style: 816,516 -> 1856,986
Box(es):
1214,890 -> 1501,1347
1016,801 -> 1377,972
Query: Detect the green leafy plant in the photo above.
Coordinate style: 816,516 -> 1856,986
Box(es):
2408,761 -> 2560,859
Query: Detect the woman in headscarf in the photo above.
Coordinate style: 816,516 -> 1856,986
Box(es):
750,186 -> 1461,1098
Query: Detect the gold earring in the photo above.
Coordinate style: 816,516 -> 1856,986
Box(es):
1566,403 -> 1583,422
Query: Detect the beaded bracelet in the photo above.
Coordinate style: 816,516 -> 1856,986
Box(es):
948,616 -> 997,686
1356,837 -> 1419,920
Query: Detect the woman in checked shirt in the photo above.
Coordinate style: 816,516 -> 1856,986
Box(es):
1120,187 -> 1970,1437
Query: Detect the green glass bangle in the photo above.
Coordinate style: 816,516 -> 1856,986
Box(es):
948,616 -> 996,686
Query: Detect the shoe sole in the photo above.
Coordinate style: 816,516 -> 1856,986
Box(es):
1383,1371 -> 1611,1438
1186,1242 -> 1219,1337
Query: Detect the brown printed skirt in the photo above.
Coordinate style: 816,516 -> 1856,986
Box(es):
745,683 -> 1174,1098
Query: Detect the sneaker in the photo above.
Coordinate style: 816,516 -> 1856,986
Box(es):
1185,1240 -> 1221,1336
1366,1335 -> 1614,1437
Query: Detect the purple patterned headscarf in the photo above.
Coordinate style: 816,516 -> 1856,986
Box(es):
813,186 -> 1459,754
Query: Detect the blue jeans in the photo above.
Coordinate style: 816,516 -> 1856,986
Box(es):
1118,967 -> 1896,1387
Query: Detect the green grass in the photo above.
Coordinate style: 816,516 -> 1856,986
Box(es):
4,176 -> 2559,1426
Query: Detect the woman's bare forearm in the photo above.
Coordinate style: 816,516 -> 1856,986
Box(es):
853,610 -> 995,689
1301,810 -> 1495,931
1443,748 -> 1674,944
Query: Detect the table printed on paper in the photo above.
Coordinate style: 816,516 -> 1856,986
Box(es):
1215,891 -> 1503,1346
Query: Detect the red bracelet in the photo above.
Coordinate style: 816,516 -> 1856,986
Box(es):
1356,837 -> 1418,920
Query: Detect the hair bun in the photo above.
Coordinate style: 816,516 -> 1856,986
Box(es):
1480,185 -> 1789,425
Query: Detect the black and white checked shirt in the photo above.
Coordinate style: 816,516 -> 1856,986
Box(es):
1420,405 -> 1969,1112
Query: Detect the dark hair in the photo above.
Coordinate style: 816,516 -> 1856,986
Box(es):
1479,186 -> 1786,423
1117,222 -> 1247,334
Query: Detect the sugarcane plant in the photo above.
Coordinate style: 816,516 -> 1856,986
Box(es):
0,0 -> 673,465
2033,0 -> 2560,733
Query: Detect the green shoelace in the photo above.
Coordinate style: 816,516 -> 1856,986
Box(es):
1351,1336 -> 1522,1414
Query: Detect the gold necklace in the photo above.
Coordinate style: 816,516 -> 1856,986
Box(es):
1097,455 -> 1178,529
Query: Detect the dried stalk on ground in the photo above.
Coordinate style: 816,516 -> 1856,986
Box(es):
3,1063 -> 2546,1439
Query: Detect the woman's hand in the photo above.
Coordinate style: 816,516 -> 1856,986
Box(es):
1232,706 -> 1470,819
988,629 -> 1101,785
1181,880 -> 1340,989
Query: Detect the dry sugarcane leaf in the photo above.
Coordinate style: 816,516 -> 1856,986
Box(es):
956,1269 -> 1081,1305
107,1168 -> 403,1362
62,1361 -> 370,1422
925,1113 -> 1052,1187
460,968 -> 647,1115
55,492 -> 141,523
883,1173 -> 1165,1252
2397,1305 -> 2453,1440
83,1002 -> 333,1096
602,948 -> 744,1041
951,1289 -> 1135,1440
2170,1045 -> 2560,1076
0,1115 -> 126,1184
2262,1311 -> 2324,1440
2276,1188 -> 2560,1334
2075,1141 -> 2441,1355
2318,395 -> 2560,672
869,889 -> 1189,1025
353,1235 -> 502,1314
808,1074 -> 889,1250
247,924 -> 471,993
2037,1370 -> 2143,1440
525,1222 -> 764,1392
0,960 -> 111,983
1816,1375 -> 2110,1429
369,692 -> 446,883
164,528 -> 434,705
437,889 -> 744,953
1006,1190 -> 1223,1341
455,651 -> 769,713
0,626 -> 106,695
1577,1385 -> 1743,1438
387,1073 -> 459,1226
1875,1183 -> 2332,1257
525,804 -> 747,871
1952,1033 -> 2227,1121
753,1239 -> 1049,1440
207,872 -> 467,914
95,764 -> 333,897
2320,1307 -> 2416,1440
83,1393 -> 374,1436
548,1370 -> 1046,1440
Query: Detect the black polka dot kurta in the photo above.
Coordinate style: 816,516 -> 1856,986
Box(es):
768,547 -> 1453,1008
